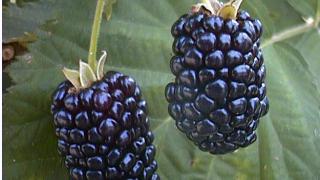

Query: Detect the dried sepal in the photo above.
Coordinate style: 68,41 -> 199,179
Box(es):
209,0 -> 223,14
97,51 -> 107,80
192,0 -> 223,15
191,3 -> 214,14
63,52 -> 107,89
62,67 -> 81,90
79,60 -> 97,88
192,0 -> 243,19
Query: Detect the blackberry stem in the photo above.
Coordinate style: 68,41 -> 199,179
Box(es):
262,17 -> 319,48
88,0 -> 106,72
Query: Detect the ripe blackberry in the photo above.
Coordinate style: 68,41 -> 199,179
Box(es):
51,70 -> 160,179
166,0 -> 269,154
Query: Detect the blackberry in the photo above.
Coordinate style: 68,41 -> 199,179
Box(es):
166,0 -> 269,154
51,0 -> 160,177
51,53 -> 159,179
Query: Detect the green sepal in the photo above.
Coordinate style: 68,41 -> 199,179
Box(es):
79,60 -> 97,88
62,67 -> 81,90
218,0 -> 243,19
97,50 -> 107,80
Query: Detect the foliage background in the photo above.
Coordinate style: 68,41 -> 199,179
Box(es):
3,0 -> 320,179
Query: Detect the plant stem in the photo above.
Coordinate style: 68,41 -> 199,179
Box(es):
316,0 -> 320,26
88,0 -> 106,72
262,18 -> 317,48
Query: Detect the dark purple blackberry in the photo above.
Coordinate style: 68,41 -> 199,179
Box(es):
166,3 -> 269,154
51,71 -> 160,180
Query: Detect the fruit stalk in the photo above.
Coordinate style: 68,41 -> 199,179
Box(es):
88,0 -> 106,72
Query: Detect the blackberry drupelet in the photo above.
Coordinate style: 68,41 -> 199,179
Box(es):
166,1 -> 269,154
51,71 -> 160,180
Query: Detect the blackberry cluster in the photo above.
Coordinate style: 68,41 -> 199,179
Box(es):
51,71 -> 160,180
166,10 -> 269,154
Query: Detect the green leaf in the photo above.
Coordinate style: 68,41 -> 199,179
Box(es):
3,0 -> 55,43
3,0 -> 320,179
287,0 -> 318,18
294,30 -> 320,88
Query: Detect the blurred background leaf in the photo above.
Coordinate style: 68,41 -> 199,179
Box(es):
2,0 -> 55,43
3,0 -> 320,179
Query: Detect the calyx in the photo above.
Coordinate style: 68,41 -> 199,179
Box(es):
62,51 -> 108,90
192,0 -> 243,19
